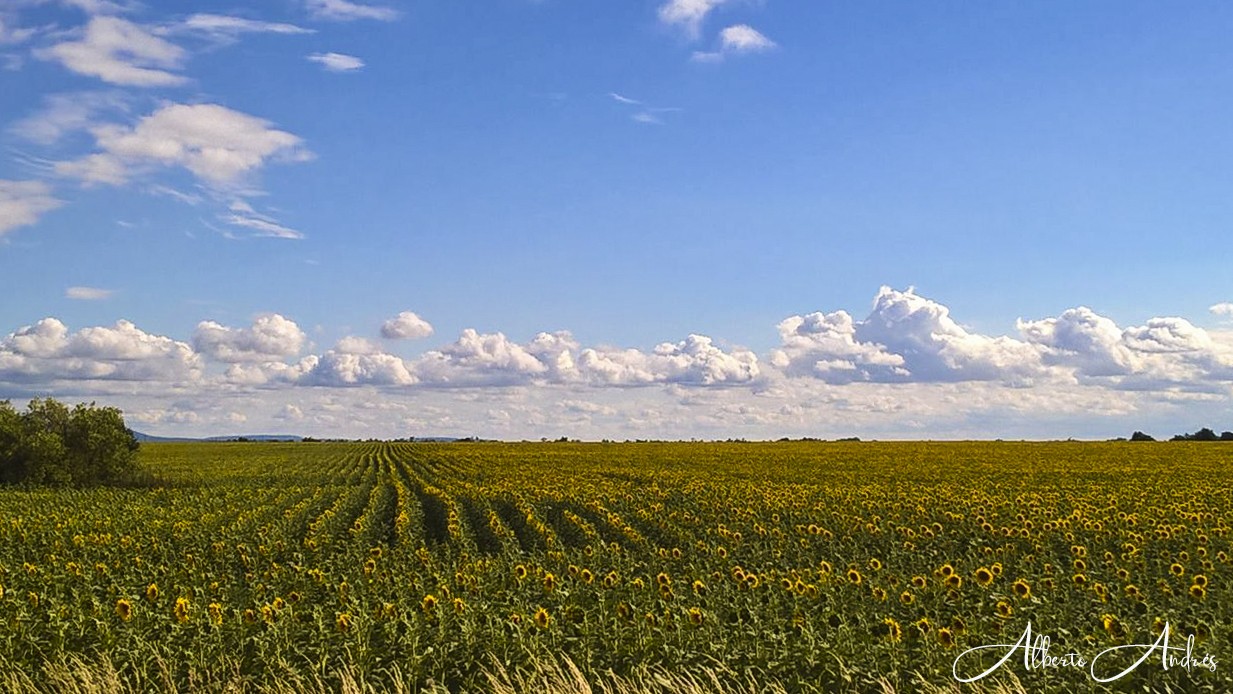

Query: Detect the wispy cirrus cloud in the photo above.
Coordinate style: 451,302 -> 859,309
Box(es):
608,91 -> 681,125
0,180 -> 62,238
65,286 -> 116,300
9,91 -> 130,145
176,13 -> 314,41
305,0 -> 399,22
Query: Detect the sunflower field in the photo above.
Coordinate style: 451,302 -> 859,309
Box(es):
0,440 -> 1229,692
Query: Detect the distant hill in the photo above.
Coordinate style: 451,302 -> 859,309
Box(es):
131,431 -> 303,443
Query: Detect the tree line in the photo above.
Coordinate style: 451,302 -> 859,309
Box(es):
1129,427 -> 1233,442
0,398 -> 141,486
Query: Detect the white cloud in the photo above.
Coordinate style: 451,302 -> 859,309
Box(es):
307,51 -> 364,72
56,103 -> 311,188
178,14 -> 313,39
609,92 -> 642,105
773,287 -> 1045,385
65,286 -> 115,300
222,212 -> 303,239
658,0 -> 729,37
10,91 -> 129,145
193,314 -> 306,363
0,180 -> 62,238
37,17 -> 187,87
302,346 -> 416,386
719,24 -> 775,52
1019,309 -> 1233,390
692,23 -> 776,62
1211,302 -> 1233,319
381,311 -> 434,340
305,0 -> 399,22
0,317 -> 201,383
413,329 -> 548,386
0,16 -> 37,45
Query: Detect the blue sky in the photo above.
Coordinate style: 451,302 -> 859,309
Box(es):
2,0 -> 1232,439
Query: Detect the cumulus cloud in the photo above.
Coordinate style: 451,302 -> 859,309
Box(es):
65,286 -> 115,300
380,311 -> 434,340
0,317 -> 201,383
56,103 -> 311,188
307,52 -> 364,72
1211,302 -> 1233,320
193,314 -> 306,363
1018,309 -> 1233,390
413,329 -> 548,387
305,0 -> 399,22
772,287 -> 1045,385
37,17 -> 187,87
301,337 -> 415,386
409,328 -> 759,388
0,180 -> 62,238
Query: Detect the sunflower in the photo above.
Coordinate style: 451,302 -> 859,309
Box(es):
911,575 -> 928,589
882,617 -> 902,642
421,594 -> 438,613
1189,584 -> 1206,600
995,601 -> 1013,618
656,572 -> 671,587
145,583 -> 159,603
1012,579 -> 1031,599
336,612 -> 352,633
452,597 -> 466,613
1170,563 -> 1184,577
951,616 -> 968,634
944,574 -> 962,590
174,597 -> 191,624
544,573 -> 558,592
1072,573 -> 1087,585
688,607 -> 704,626
899,590 -> 915,605
515,564 -> 528,580
937,564 -> 954,578
581,569 -> 595,584
115,598 -> 133,622
616,602 -> 632,620
937,627 -> 956,649
533,607 -> 551,628
208,602 -> 223,626
1193,574 -> 1208,588
868,558 -> 882,571
846,568 -> 862,585
692,579 -> 706,595
974,567 -> 994,587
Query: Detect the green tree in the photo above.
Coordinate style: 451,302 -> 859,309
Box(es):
0,399 -> 140,486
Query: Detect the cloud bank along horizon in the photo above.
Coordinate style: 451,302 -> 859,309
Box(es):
3,287 -> 1232,440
